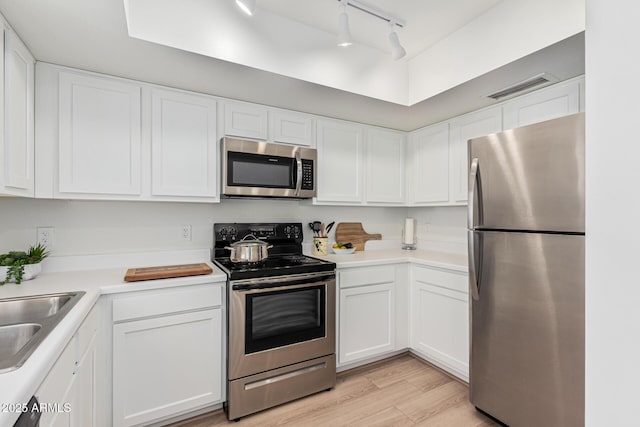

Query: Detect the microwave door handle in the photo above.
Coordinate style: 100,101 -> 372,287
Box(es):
294,151 -> 303,197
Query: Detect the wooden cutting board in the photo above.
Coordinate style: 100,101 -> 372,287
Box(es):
124,263 -> 212,282
334,222 -> 382,251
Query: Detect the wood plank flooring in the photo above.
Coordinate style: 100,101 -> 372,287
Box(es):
169,354 -> 498,427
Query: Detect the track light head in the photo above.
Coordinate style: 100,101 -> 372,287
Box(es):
235,0 -> 256,16
337,11 -> 352,47
388,30 -> 406,60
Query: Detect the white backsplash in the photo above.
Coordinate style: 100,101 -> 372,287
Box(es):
409,206 -> 467,255
0,198 -> 467,260
0,198 -> 408,258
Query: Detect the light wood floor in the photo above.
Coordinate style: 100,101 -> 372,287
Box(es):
170,354 -> 499,427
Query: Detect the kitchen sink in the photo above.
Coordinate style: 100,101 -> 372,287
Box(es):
0,293 -> 74,325
0,292 -> 85,373
0,323 -> 42,362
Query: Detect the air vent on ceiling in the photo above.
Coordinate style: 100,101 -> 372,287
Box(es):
487,73 -> 558,100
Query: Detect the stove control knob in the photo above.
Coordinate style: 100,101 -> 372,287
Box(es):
219,227 -> 227,236
293,225 -> 301,237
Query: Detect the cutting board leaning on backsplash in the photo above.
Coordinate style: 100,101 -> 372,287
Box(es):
334,222 -> 382,251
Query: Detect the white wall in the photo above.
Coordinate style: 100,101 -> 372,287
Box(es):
409,206 -> 467,254
585,0 -> 640,424
0,198 -> 408,257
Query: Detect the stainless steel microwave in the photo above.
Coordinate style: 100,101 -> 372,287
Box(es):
221,138 -> 317,199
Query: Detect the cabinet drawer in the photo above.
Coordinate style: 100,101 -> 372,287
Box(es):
340,265 -> 395,288
113,284 -> 222,322
413,266 -> 467,294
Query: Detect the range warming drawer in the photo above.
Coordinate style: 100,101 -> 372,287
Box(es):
226,354 -> 336,421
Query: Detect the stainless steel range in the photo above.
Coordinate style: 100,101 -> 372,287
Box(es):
212,223 -> 336,421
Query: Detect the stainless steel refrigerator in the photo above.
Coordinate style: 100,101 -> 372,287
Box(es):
468,113 -> 584,427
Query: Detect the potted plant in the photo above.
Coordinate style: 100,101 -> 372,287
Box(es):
0,244 -> 50,285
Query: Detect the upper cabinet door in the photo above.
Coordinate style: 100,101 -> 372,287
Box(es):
58,72 -> 142,195
407,123 -> 449,205
503,80 -> 580,130
224,102 -> 268,140
151,89 -> 217,199
316,119 -> 363,203
449,106 -> 502,203
366,128 -> 405,204
3,29 -> 35,197
272,110 -> 313,146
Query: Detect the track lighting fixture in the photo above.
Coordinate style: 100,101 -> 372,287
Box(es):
235,0 -> 256,16
337,0 -> 352,47
336,0 -> 406,60
388,24 -> 406,60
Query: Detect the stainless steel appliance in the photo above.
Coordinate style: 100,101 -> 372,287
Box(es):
468,113 -> 585,426
221,138 -> 316,198
212,223 -> 336,421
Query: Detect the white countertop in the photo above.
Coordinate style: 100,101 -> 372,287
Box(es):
322,248 -> 468,272
0,263 -> 227,426
0,249 -> 466,425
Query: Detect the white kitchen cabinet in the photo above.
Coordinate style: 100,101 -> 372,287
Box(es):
58,71 -> 142,196
315,119 -> 364,204
410,265 -> 469,381
503,79 -> 581,130
37,307 -> 98,427
338,264 -> 409,366
224,102 -> 268,140
36,64 -> 222,202
112,284 -> 224,427
272,109 -> 313,146
1,28 -> 35,197
406,122 -> 450,205
365,128 -> 405,204
151,88 -> 217,199
449,106 -> 502,203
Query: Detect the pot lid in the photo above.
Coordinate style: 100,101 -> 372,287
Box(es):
229,234 -> 270,247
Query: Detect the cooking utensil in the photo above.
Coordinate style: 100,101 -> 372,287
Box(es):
308,221 -> 322,236
320,223 -> 325,237
325,221 -> 335,235
225,234 -> 273,263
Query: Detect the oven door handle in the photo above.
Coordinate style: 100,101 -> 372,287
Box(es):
232,273 -> 335,292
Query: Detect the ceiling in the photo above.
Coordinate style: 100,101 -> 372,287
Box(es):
0,0 -> 585,131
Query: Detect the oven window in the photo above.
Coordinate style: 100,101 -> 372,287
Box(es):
246,285 -> 325,354
228,151 -> 294,188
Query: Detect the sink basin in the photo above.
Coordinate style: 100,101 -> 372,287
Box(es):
0,294 -> 74,325
0,292 -> 85,373
0,323 -> 41,362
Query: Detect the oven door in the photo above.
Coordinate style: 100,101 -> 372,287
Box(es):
229,272 -> 336,380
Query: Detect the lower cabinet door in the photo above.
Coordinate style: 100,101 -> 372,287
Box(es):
411,271 -> 469,381
339,283 -> 395,364
72,334 -> 97,427
112,309 -> 222,427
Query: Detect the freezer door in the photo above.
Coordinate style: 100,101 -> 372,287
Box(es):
470,231 -> 584,427
468,113 -> 584,233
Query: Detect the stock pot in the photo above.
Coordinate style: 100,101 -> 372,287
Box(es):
225,234 -> 273,263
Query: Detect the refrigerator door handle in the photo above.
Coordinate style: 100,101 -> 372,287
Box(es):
468,157 -> 482,300
468,230 -> 481,301
468,157 -> 482,228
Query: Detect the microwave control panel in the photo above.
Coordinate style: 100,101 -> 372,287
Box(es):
301,159 -> 314,190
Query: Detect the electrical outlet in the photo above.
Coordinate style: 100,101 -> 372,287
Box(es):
181,225 -> 192,241
37,227 -> 55,248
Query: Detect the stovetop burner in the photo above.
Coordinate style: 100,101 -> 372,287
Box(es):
212,222 -> 336,280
